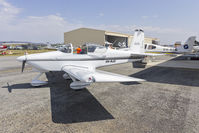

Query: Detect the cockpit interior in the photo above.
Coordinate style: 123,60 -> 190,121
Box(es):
58,43 -> 106,54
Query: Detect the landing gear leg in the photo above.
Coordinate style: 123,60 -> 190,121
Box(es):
31,72 -> 48,87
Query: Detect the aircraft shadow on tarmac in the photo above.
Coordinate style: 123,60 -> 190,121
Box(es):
120,81 -> 141,85
4,56 -> 198,123
3,72 -> 114,124
130,56 -> 199,87
3,83 -> 48,93
45,71 -> 114,124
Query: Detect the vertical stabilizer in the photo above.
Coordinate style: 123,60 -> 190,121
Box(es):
130,29 -> 145,53
177,36 -> 196,53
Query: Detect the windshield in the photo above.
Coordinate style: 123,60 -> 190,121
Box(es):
81,43 -> 105,54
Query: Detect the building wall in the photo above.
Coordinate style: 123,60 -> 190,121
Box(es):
64,28 -> 105,48
64,28 -> 158,48
128,36 -> 133,46
144,37 -> 157,44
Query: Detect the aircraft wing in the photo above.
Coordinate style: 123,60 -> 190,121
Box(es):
62,65 -> 145,83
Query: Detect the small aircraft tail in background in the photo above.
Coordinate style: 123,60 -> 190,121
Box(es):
176,36 -> 196,53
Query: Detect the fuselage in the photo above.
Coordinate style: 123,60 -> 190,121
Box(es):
144,43 -> 176,54
17,48 -> 143,72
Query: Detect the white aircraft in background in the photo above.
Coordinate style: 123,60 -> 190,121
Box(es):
144,36 -> 196,54
17,29 -> 160,90
45,43 -> 67,50
45,43 -> 58,50
193,40 -> 199,52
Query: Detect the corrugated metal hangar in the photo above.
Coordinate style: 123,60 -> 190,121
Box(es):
64,28 -> 158,48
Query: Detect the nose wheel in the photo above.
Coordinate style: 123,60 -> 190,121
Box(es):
31,72 -> 47,87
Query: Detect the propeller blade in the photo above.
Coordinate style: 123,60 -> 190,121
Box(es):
21,60 -> 26,73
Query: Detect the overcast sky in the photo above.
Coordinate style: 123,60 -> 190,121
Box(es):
0,0 -> 199,44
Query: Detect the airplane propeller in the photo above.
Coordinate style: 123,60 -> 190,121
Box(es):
20,53 -> 27,73
21,60 -> 26,73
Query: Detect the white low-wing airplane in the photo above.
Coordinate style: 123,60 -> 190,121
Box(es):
17,29 -> 159,89
144,36 -> 196,54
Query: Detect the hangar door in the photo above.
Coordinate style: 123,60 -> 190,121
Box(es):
105,35 -> 128,48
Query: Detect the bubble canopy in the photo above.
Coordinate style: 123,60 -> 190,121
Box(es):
59,43 -> 106,54
81,43 -> 105,54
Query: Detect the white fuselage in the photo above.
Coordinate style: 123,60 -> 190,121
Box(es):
19,48 -> 142,72
144,43 -> 176,53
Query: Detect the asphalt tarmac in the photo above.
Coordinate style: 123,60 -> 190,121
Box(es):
0,56 -> 199,133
